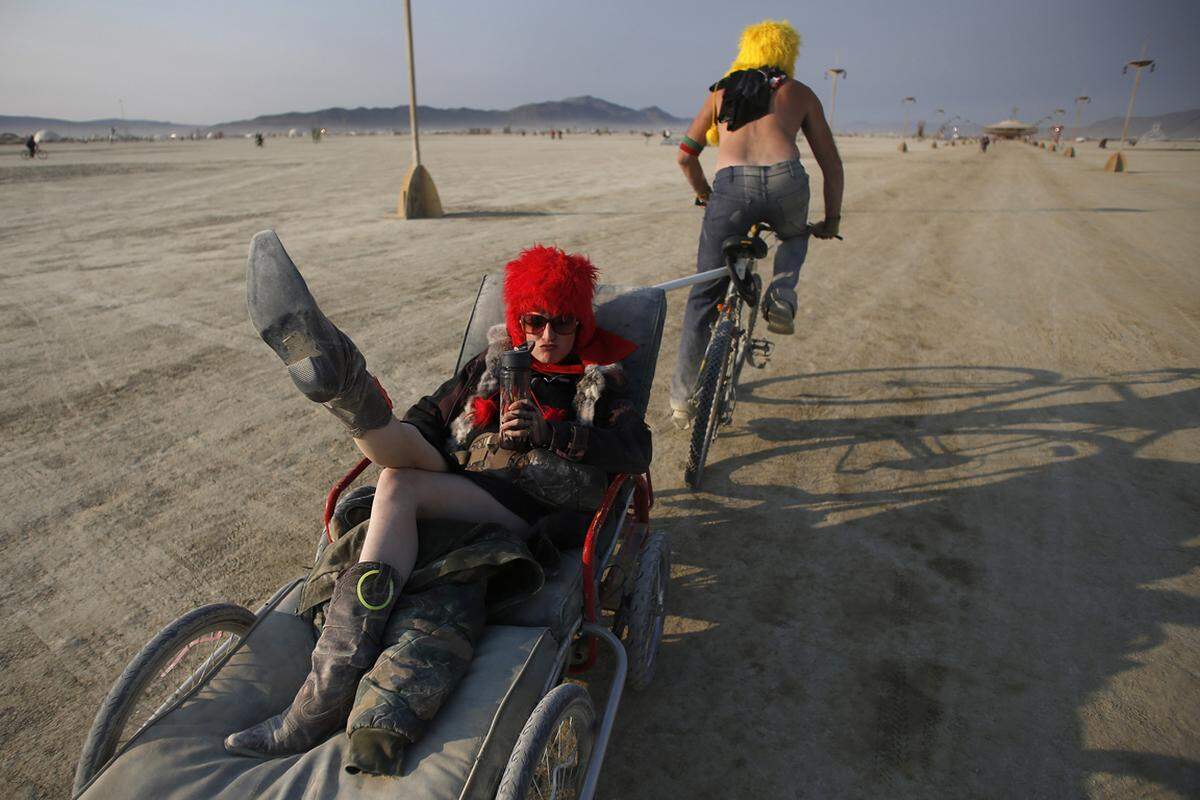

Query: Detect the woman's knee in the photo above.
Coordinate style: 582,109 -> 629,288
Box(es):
375,467 -> 423,503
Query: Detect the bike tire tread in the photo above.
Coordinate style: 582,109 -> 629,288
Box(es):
684,317 -> 735,489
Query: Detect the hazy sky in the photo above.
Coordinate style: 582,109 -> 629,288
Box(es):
2,0 -> 1197,126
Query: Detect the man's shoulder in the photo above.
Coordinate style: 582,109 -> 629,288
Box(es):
781,79 -> 817,100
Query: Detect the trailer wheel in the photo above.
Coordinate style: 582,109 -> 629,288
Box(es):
623,530 -> 670,691
73,603 -> 255,794
497,682 -> 596,800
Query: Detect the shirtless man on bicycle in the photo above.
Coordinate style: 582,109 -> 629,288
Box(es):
671,19 -> 843,426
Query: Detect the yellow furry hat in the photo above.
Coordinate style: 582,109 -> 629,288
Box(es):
707,19 -> 801,146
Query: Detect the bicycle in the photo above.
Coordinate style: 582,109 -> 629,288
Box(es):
21,147 -> 48,160
681,222 -> 778,488
653,212 -> 840,489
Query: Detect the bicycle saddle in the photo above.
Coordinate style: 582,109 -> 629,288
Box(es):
721,234 -> 768,262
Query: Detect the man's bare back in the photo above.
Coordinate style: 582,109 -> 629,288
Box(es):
710,79 -> 811,169
676,77 -> 843,238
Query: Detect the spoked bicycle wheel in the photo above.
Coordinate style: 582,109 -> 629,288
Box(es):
497,682 -> 597,800
684,315 -> 735,489
73,603 -> 256,793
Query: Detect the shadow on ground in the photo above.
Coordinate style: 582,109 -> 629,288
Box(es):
603,366 -> 1199,798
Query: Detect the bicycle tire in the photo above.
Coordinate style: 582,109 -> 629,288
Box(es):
73,603 -> 255,794
684,315 -> 735,489
726,274 -> 761,417
496,682 -> 596,800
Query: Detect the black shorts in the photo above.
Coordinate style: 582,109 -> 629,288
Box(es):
460,470 -> 554,525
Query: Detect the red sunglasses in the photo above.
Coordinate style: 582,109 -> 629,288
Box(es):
520,313 -> 579,335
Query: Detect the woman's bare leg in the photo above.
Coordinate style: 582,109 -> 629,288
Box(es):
353,419 -> 449,471
361,467 -> 527,578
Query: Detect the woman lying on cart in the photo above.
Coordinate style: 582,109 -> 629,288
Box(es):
223,232 -> 651,774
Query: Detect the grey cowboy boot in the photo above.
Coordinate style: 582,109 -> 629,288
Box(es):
762,286 -> 797,335
246,230 -> 392,436
224,561 -> 399,757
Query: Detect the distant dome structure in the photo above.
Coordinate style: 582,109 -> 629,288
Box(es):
288,128 -> 299,138
983,117 -> 1038,139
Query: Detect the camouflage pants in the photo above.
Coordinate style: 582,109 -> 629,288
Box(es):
345,581 -> 487,775
296,491 -> 547,776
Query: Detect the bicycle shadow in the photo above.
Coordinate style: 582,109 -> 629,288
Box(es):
604,366 -> 1200,797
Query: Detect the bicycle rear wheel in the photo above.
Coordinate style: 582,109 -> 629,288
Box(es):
685,315 -> 735,489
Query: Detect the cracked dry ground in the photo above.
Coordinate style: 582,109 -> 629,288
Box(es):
1,136 -> 1197,798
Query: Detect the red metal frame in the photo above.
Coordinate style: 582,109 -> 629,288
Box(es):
323,457 -> 372,543
574,472 -> 653,671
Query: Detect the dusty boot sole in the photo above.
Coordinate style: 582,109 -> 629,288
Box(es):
246,230 -> 343,402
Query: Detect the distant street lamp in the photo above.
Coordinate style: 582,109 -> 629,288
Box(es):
1108,43 -> 1156,172
902,97 -> 917,138
398,0 -> 443,218
824,67 -> 847,133
1070,94 -> 1091,142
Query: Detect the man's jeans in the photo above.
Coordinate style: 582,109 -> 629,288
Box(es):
670,159 -> 811,410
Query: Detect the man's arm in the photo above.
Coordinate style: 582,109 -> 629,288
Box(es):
799,87 -> 844,238
676,93 -> 716,202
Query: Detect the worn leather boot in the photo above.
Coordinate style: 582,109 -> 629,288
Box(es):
246,230 -> 392,436
224,561 -> 399,757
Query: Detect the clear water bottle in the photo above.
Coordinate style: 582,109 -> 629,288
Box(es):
499,346 -> 533,450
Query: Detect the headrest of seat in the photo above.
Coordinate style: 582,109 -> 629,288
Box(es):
455,274 -> 666,417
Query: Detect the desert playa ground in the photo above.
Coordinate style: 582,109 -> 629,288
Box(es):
1,133 -> 1198,798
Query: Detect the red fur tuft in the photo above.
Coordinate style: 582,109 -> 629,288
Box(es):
504,245 -> 598,350
542,406 -> 568,423
472,395 -> 498,428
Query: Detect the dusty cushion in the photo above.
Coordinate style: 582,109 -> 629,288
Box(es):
80,594 -> 558,800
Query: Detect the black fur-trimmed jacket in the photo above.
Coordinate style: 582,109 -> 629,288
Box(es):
402,324 -> 652,475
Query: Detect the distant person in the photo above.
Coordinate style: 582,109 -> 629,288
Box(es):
255,132 -> 265,147
25,134 -> 37,158
980,134 -> 990,153
670,19 -> 843,427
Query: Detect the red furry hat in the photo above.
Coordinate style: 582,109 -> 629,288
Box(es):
504,245 -> 636,367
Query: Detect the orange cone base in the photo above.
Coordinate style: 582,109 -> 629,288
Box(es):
399,164 -> 444,218
898,141 -> 908,153
1104,152 -> 1126,172
1065,146 -> 1075,158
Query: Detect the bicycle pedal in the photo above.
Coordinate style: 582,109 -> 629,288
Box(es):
748,338 -> 774,368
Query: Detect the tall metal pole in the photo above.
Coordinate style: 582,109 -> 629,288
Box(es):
403,0 -> 421,166
902,97 -> 916,139
397,0 -> 442,217
825,68 -> 846,133
1117,61 -> 1153,152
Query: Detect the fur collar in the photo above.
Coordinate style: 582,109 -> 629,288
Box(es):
448,324 -> 623,450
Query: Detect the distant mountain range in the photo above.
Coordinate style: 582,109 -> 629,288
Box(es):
0,96 -> 688,138
5,102 -> 1197,140
1079,108 -> 1200,139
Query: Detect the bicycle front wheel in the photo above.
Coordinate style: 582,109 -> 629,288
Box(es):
685,315 -> 735,489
